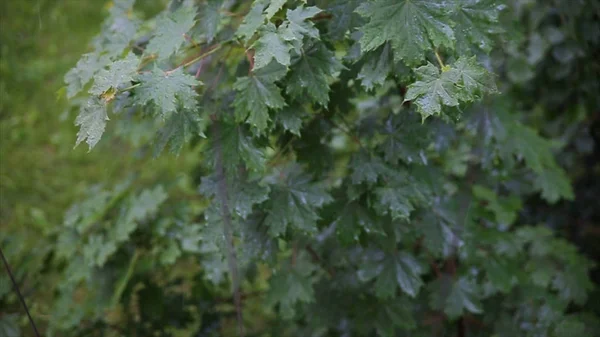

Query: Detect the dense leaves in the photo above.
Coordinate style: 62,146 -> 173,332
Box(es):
2,0 -> 597,336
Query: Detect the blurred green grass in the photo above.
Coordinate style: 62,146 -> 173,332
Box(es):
0,0 -> 175,230
0,0 -> 190,331
1,0 -> 112,228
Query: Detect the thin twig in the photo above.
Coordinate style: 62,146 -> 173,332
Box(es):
0,247 -> 40,337
434,49 -> 446,69
118,83 -> 140,93
166,44 -> 223,75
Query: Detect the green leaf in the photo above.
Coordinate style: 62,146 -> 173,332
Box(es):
89,53 -> 139,95
405,57 -> 496,120
199,174 -> 270,220
472,185 -> 521,225
503,122 -> 574,203
350,153 -> 387,185
278,6 -> 322,42
327,0 -> 363,39
415,210 -> 456,258
394,252 -> 426,297
378,111 -> 430,165
429,276 -> 482,320
286,41 -> 343,106
404,63 -> 459,119
264,165 -> 333,236
363,252 -> 425,298
236,0 -> 269,42
112,186 -> 167,242
83,234 -> 117,267
198,0 -> 223,43
210,123 -> 266,173
253,23 -> 291,69
552,265 -> 594,305
64,53 -> 110,98
233,61 -> 287,133
356,0 -> 454,65
134,67 -> 200,118
334,202 -> 384,245
374,263 -> 397,299
375,299 -> 417,337
444,277 -> 482,319
374,182 -> 422,221
359,250 -> 426,298
484,257 -> 516,293
451,0 -> 502,53
358,43 -> 393,91
445,56 -> 498,100
146,6 -> 197,60
534,165 -> 574,204
553,316 -> 588,337
377,166 -> 432,220
125,186 -> 167,223
265,0 -> 286,20
0,314 -> 21,337
74,97 -> 108,150
154,108 -> 206,155
266,256 -> 316,319
94,0 -> 138,57
274,104 -> 306,136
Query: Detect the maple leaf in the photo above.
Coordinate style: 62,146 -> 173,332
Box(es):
359,251 -> 426,298
404,63 -> 460,119
64,53 -> 110,98
356,0 -> 454,65
445,56 -> 498,100
83,234 -> 117,267
286,41 -> 343,106
503,122 -> 574,203
278,6 -> 322,42
89,53 -> 139,96
146,6 -> 197,60
451,0 -> 503,53
233,61 -> 287,133
264,165 -> 333,236
154,108 -> 206,155
253,23 -> 291,69
112,186 -> 167,242
93,0 -> 138,57
274,104 -> 306,136
264,0 -> 286,20
75,97 -> 109,150
358,43 -> 393,91
199,174 -> 269,220
429,276 -> 482,319
405,57 -> 496,119
373,166 -> 431,220
378,111 -> 430,165
236,0 -> 269,42
333,202 -> 385,245
374,299 -> 417,337
472,185 -> 521,225
197,0 -> 223,43
134,67 -> 200,118
208,123 -> 266,173
266,254 -> 316,318
326,0 -> 364,39
350,153 -> 388,185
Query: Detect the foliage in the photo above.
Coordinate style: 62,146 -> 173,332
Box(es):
1,0 -> 599,336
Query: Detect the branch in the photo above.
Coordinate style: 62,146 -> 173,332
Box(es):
165,44 -> 223,75
212,117 -> 245,337
0,247 -> 40,337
